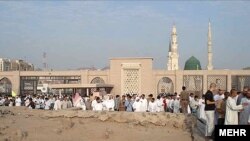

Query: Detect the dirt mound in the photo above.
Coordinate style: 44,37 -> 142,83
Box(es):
40,109 -> 189,130
0,107 -> 205,141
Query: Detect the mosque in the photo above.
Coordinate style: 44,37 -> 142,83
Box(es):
167,21 -> 213,71
1,22 -> 250,97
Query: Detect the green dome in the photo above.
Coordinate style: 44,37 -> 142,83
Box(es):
184,56 -> 202,70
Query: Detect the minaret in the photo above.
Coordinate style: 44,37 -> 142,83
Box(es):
207,21 -> 213,70
167,24 -> 179,70
167,40 -> 172,70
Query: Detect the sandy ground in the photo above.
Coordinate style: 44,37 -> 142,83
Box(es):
0,107 -> 205,141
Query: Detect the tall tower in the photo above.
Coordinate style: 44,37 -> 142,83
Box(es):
207,21 -> 213,70
43,52 -> 47,71
167,24 -> 179,70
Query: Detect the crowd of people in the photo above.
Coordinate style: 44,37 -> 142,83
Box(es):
0,91 -> 201,114
200,83 -> 250,139
0,84 -> 249,137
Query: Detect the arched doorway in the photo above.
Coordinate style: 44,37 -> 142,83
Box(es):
90,77 -> 105,84
90,77 -> 106,94
0,77 -> 12,96
157,77 -> 174,94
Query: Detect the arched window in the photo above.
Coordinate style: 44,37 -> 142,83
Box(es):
90,77 -> 105,84
0,77 -> 12,95
157,77 -> 174,94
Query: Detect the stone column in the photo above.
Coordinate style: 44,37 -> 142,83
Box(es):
86,88 -> 89,97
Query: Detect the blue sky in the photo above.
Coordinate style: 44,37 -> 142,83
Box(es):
0,1 -> 250,70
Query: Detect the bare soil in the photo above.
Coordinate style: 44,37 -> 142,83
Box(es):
0,107 -> 204,141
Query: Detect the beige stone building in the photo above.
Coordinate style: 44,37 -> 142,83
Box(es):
1,22 -> 249,97
1,57 -> 250,97
0,58 -> 34,72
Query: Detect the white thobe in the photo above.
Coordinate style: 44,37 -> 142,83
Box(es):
15,98 -> 21,106
105,99 -> 115,111
9,101 -> 13,107
34,99 -> 40,109
224,97 -> 243,125
74,98 -> 86,110
156,99 -> 163,112
54,100 -> 62,110
133,101 -> 142,112
61,100 -> 68,109
140,99 -> 148,112
148,101 -> 157,112
190,99 -> 199,111
214,94 -> 224,101
173,99 -> 180,113
187,105 -> 191,114
45,100 -> 51,110
198,99 -> 206,120
93,103 -> 103,111
25,99 -> 30,106
239,97 -> 250,125
166,99 -> 170,109
91,100 -> 97,110
168,99 -> 174,110
39,99 -> 45,109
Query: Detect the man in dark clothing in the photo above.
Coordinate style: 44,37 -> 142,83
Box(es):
236,86 -> 248,105
205,83 -> 216,138
27,98 -> 35,109
180,86 -> 189,114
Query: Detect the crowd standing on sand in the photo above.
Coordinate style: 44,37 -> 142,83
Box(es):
0,84 -> 250,136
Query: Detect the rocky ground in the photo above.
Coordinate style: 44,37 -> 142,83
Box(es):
0,107 -> 205,141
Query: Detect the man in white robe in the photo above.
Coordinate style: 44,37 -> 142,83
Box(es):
91,96 -> 97,110
239,90 -> 250,125
105,95 -> 115,111
72,93 -> 86,110
93,97 -> 103,111
173,96 -> 180,113
34,97 -> 40,109
156,95 -> 164,112
190,95 -> 199,114
148,98 -> 157,112
133,97 -> 142,112
225,89 -> 244,125
140,94 -> 148,112
44,98 -> 51,110
15,96 -> 22,106
198,95 -> 206,120
54,97 -> 62,110
168,96 -> 174,113
61,97 -> 68,109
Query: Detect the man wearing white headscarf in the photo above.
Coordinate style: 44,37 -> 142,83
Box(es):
72,93 -> 86,110
173,96 -> 180,113
140,94 -> 148,112
91,96 -> 97,110
225,89 -> 244,125
54,96 -> 61,110
156,95 -> 164,112
15,96 -> 22,106
93,97 -> 103,111
148,98 -> 157,112
105,95 -> 115,111
133,97 -> 142,112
